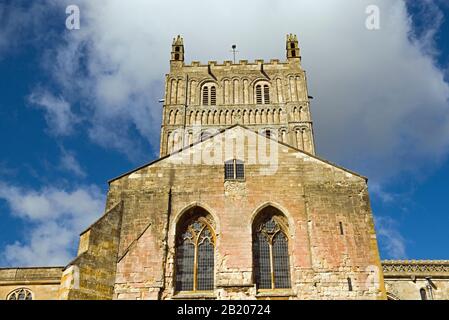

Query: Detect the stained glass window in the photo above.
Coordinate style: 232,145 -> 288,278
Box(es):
175,217 -> 215,292
273,232 -> 291,288
7,288 -> 33,300
253,215 -> 291,290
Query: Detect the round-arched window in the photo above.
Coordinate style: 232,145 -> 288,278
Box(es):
202,83 -> 217,106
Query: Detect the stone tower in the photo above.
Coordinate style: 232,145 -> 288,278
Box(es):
160,34 -> 315,157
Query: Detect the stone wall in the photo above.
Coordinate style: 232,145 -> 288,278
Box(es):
59,202 -> 123,300
383,260 -> 449,300
0,267 -> 62,300
107,126 -> 385,300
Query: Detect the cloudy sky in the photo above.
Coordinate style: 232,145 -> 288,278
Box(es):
0,0 -> 448,266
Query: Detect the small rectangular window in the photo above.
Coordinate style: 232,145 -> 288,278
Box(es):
339,222 -> 344,235
225,161 -> 234,179
347,278 -> 353,291
235,161 -> 244,179
225,160 -> 244,180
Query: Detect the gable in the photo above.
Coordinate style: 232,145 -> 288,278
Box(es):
109,125 -> 366,184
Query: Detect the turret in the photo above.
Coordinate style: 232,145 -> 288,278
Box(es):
170,35 -> 184,69
286,33 -> 301,63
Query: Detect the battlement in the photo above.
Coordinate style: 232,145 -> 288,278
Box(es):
184,58 -> 287,68
170,34 -> 301,72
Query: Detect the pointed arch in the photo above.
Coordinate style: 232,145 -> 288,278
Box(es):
251,204 -> 292,290
173,204 -> 218,293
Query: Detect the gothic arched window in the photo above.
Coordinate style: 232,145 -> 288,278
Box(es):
7,288 -> 33,300
253,208 -> 291,290
175,214 -> 215,292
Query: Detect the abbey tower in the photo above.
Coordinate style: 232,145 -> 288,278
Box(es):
160,34 -> 315,157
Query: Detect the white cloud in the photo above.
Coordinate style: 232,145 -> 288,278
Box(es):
375,216 -> 407,259
0,182 -> 104,266
59,148 -> 86,178
34,0 -> 449,181
28,89 -> 79,136
369,183 -> 396,203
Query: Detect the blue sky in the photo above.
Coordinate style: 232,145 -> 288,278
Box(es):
0,0 -> 448,266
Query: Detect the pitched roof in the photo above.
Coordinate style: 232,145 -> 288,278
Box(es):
108,124 -> 367,184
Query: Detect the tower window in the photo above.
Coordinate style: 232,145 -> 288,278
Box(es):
256,84 -> 270,104
202,84 -> 216,106
290,43 -> 295,49
224,159 -> 244,180
210,86 -> 216,105
347,278 -> 353,291
264,85 -> 270,104
202,87 -> 209,105
175,53 -> 180,60
253,212 -> 291,290
256,85 -> 263,104
291,50 -> 296,57
175,46 -> 180,52
175,215 -> 215,292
